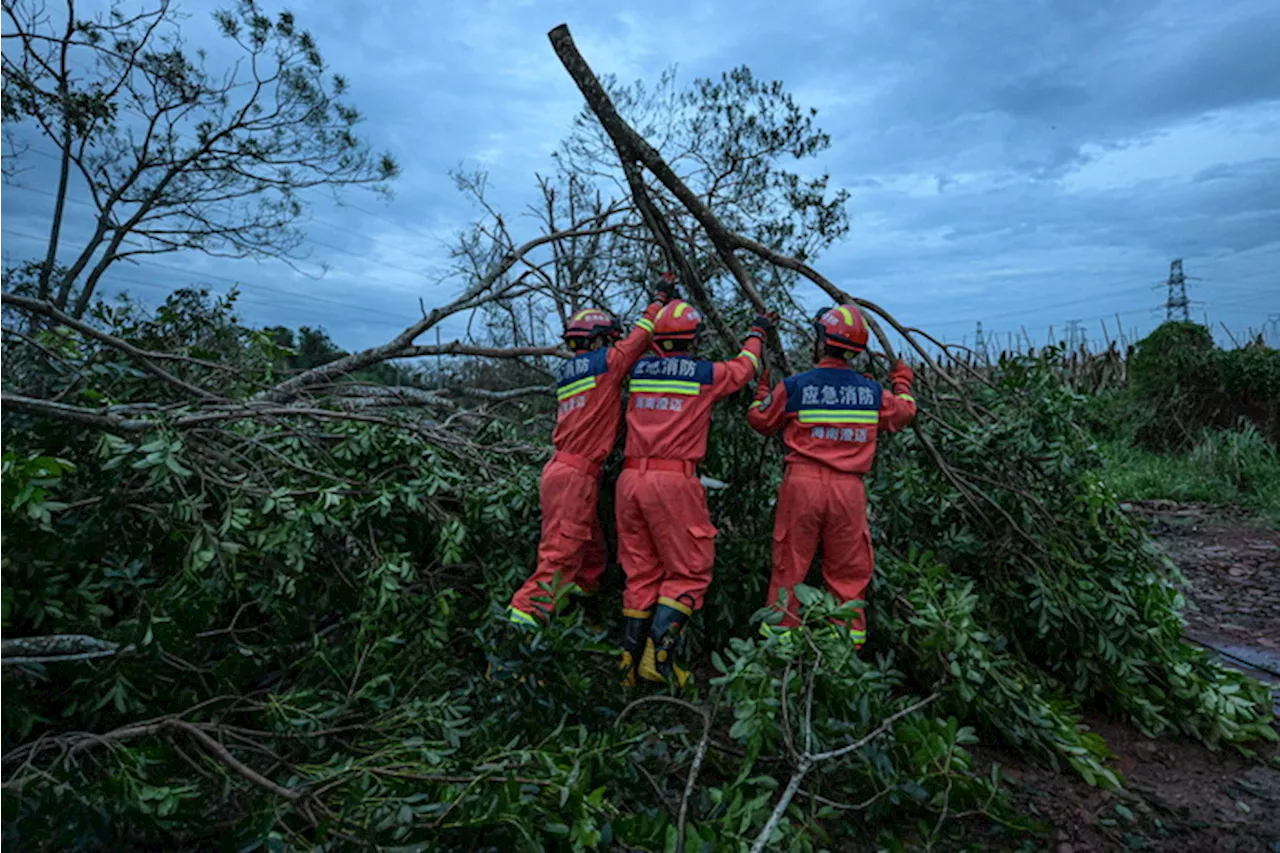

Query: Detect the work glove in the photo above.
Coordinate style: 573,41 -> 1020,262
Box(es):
747,311 -> 779,339
653,272 -> 681,305
889,359 -> 914,393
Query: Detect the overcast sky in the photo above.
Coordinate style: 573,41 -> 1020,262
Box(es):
3,0 -> 1278,354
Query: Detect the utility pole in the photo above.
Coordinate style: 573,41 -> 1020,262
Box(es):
1267,313 -> 1280,345
975,320 -> 988,363
1064,319 -> 1083,350
1163,259 -> 1190,321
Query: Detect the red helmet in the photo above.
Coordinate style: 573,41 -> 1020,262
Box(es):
653,299 -> 702,340
815,304 -> 869,353
564,307 -> 620,345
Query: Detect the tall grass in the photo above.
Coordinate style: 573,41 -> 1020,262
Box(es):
1099,421 -> 1280,524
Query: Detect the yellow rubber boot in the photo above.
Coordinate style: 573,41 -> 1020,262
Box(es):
638,599 -> 691,688
619,609 -> 651,687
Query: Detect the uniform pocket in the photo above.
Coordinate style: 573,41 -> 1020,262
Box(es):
561,517 -> 595,542
688,523 -> 719,540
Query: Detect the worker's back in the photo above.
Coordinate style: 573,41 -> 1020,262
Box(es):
622,354 -> 719,462
749,358 -> 916,475
552,321 -> 655,464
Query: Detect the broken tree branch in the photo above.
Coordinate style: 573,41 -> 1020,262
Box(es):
620,158 -> 739,354
1,634 -> 132,666
547,23 -> 790,373
3,293 -> 226,401
750,689 -> 941,853
256,213 -> 624,403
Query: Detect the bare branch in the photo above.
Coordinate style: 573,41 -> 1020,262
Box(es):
2,293 -> 225,400
750,690 -> 941,853
256,216 -> 622,402
1,634 -> 132,666
548,24 -> 789,368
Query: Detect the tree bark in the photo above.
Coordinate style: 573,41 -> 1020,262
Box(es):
620,159 -> 738,353
547,23 -> 790,372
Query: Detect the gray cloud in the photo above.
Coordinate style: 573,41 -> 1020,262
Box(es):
3,0 -> 1277,354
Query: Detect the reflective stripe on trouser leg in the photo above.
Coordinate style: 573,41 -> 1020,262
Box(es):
829,620 -> 867,646
508,607 -> 539,628
759,622 -> 797,643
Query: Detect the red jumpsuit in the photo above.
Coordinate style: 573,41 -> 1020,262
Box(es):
746,357 -> 916,643
616,339 -> 764,617
508,304 -> 661,623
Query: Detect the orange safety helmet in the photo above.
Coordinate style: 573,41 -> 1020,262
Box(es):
652,299 -> 703,341
564,307 -> 621,347
815,303 -> 869,353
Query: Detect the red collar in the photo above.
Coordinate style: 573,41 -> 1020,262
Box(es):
817,357 -> 852,369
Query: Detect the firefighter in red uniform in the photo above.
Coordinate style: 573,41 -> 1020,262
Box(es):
507,279 -> 680,627
746,304 -> 916,647
616,300 -> 773,687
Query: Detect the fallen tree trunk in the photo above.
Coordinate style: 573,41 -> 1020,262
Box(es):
545,23 -> 998,514
548,24 -> 791,373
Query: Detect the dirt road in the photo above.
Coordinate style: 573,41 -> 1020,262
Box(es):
977,502 -> 1280,852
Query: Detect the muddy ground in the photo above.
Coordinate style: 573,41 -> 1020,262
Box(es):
976,502 -> 1280,852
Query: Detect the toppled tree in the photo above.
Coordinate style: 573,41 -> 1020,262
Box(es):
1,14 -> 1275,853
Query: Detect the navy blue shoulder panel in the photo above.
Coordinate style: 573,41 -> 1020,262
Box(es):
630,355 -> 713,384
783,367 -> 882,413
556,348 -> 610,388
782,374 -> 801,410
693,358 -> 715,385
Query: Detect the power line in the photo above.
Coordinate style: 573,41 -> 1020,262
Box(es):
911,281 -> 1155,331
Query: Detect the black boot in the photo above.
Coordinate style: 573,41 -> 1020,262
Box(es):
639,600 -> 691,688
619,610 -> 652,687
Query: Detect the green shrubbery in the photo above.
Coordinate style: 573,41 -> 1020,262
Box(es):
1125,321 -> 1280,451
3,295 -> 1274,850
1097,424 -> 1280,521
1085,321 -> 1280,520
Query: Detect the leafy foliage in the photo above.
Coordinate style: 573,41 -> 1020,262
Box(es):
2,297 -> 1273,850
1126,321 -> 1280,450
3,12 -> 1275,845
